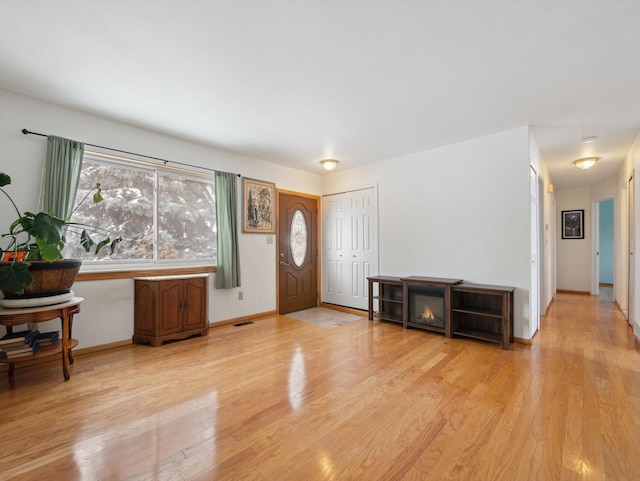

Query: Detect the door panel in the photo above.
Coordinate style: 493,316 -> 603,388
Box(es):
322,187 -> 378,309
278,193 -> 318,314
530,166 -> 539,333
629,173 -> 635,325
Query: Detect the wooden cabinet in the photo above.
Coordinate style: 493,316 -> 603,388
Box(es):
451,283 -> 515,350
134,274 -> 208,346
368,276 -> 404,324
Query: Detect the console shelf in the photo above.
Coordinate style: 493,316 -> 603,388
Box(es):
368,276 -> 404,325
368,276 -> 515,350
451,328 -> 502,344
451,283 -> 515,350
452,306 -> 503,318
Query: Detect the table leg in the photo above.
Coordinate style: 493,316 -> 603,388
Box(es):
368,279 -> 373,321
502,294 -> 509,350
68,314 -> 75,365
61,307 -> 70,381
8,362 -> 15,377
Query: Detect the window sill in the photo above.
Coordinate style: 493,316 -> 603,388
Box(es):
76,265 -> 216,282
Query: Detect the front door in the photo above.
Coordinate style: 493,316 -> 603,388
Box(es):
278,192 -> 318,314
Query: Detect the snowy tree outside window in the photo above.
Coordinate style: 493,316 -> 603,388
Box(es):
64,155 -> 216,266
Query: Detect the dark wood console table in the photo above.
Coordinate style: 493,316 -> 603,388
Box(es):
368,276 -> 516,350
0,297 -> 83,380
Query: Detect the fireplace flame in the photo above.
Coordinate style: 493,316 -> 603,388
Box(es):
421,305 -> 436,321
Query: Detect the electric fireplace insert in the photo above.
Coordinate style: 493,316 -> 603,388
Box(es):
408,285 -> 446,328
401,276 -> 463,334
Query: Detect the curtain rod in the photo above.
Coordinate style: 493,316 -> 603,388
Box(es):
21,128 -> 241,177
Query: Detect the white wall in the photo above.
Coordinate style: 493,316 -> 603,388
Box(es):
555,188 -> 592,292
591,176 -> 617,202
322,126 -> 535,339
529,129 -> 556,317
615,131 -> 640,337
634,136 -> 640,338
0,89 -> 322,347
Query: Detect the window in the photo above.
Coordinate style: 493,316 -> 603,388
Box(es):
290,209 -> 307,267
64,153 -> 216,266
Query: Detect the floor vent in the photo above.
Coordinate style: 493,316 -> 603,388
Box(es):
233,321 -> 254,327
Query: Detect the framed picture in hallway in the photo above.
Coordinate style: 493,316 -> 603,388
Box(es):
243,177 -> 276,233
561,209 -> 584,239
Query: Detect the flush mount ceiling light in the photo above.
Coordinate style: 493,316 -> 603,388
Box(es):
582,136 -> 598,143
573,157 -> 599,170
320,159 -> 340,171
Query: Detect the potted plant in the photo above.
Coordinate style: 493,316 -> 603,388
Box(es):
0,171 -> 122,297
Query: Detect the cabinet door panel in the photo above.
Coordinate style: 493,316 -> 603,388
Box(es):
134,283 -> 157,335
158,281 -> 182,335
183,278 -> 207,330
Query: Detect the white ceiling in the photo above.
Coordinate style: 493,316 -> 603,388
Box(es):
1,1 -> 639,188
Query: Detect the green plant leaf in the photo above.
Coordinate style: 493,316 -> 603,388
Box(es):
109,236 -> 123,254
11,214 -> 30,234
94,237 -> 111,255
25,245 -> 42,260
30,212 -> 65,245
0,261 -> 34,295
36,240 -> 63,262
93,183 -> 103,203
0,172 -> 11,187
80,230 -> 95,252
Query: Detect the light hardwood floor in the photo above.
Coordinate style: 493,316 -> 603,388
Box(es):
1,292 -> 638,480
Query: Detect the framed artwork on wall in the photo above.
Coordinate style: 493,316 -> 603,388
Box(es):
243,177 -> 275,233
561,209 -> 584,239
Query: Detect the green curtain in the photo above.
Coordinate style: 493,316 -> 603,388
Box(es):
41,136 -> 85,220
215,171 -> 241,288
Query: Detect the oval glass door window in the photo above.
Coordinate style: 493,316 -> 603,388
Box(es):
290,210 -> 307,267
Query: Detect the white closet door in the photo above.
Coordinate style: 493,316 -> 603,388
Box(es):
323,187 -> 378,310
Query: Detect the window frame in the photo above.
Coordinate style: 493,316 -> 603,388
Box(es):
70,150 -> 217,274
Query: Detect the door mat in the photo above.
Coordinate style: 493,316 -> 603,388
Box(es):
285,307 -> 364,329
